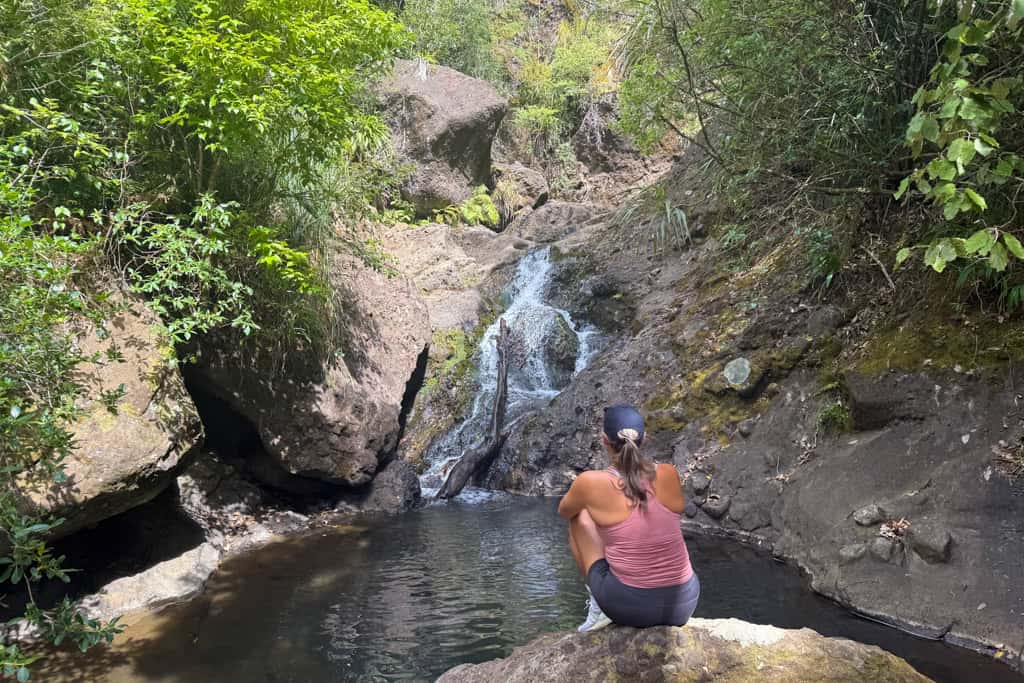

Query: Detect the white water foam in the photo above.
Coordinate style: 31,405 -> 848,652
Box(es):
419,248 -> 600,490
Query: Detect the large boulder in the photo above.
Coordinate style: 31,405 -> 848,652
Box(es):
17,291 -> 202,538
506,201 -> 606,244
437,620 -> 931,682
381,223 -> 528,332
188,245 -> 431,487
492,161 -> 549,228
380,59 -> 507,216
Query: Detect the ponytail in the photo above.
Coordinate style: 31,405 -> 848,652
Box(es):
613,428 -> 656,509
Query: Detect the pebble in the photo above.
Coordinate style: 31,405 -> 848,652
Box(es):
853,504 -> 887,527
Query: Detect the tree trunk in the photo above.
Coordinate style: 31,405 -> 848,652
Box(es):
436,318 -> 511,500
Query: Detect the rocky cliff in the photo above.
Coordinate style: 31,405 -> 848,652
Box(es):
452,169 -> 1024,665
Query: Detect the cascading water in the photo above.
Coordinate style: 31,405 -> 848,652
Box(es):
420,248 -> 599,494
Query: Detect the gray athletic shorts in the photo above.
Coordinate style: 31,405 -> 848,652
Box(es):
587,559 -> 700,628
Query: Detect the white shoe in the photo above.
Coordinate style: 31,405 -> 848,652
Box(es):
577,588 -> 612,632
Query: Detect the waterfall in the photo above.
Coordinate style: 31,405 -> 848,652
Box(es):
419,248 -> 599,494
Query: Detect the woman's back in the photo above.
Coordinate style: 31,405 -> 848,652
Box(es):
595,469 -> 693,588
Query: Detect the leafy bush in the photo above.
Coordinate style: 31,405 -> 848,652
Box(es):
894,3 -> 1024,297
400,0 -> 499,80
1,0 -> 405,675
611,185 -> 690,251
433,186 -> 500,228
818,401 -> 852,434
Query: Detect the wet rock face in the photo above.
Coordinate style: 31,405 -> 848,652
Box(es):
542,314 -> 580,390
189,244 -> 431,487
16,289 -> 202,539
437,620 -> 932,683
380,59 -> 507,216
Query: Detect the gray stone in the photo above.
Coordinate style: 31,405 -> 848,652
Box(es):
724,357 -> 752,386
737,418 -> 757,438
357,459 -> 422,513
853,504 -> 888,527
492,162 -> 549,227
189,244 -> 430,486
690,471 -> 710,495
839,543 -> 867,565
380,59 -> 507,215
437,619 -> 931,683
807,305 -> 846,336
701,494 -> 731,520
176,450 -> 264,543
683,501 -> 698,518
505,201 -> 605,244
869,537 -> 896,563
15,288 -> 201,539
728,500 -> 771,531
907,522 -> 953,563
79,542 -> 223,622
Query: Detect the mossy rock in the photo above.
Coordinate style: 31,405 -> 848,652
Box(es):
437,619 -> 932,682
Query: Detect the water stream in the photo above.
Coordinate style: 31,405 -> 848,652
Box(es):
419,247 -> 598,493
39,496 -> 1023,683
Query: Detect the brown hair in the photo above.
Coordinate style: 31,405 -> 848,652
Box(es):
612,428 -> 656,508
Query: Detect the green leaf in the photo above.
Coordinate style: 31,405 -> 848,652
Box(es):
920,116 -> 940,143
943,196 -> 963,220
931,182 -> 957,203
894,177 -> 910,199
974,138 -> 995,157
964,229 -> 995,255
1003,233 -> 1024,259
947,138 -> 977,166
895,247 -> 912,266
1010,0 -> 1024,29
964,188 -> 988,211
939,96 -> 960,119
988,242 -> 1009,271
926,159 -> 957,181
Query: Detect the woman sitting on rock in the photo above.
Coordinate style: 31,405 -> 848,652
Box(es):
558,404 -> 700,632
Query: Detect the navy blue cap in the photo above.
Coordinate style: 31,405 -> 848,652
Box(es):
603,404 -> 645,446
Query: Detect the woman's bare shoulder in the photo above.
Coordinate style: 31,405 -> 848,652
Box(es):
655,462 -> 681,480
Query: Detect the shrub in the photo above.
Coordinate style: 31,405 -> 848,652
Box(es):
0,0 -> 406,675
400,0 -> 499,80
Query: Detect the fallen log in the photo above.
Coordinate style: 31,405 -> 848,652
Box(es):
437,318 -> 511,500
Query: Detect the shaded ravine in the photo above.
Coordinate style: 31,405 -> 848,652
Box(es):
37,496 -> 1024,683
420,247 -> 599,493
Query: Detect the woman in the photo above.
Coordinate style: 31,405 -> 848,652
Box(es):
558,404 -> 699,632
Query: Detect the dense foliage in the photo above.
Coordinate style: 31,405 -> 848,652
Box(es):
1,0 -> 404,675
614,0 -> 1023,301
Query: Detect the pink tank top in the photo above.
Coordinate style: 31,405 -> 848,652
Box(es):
596,468 -> 694,588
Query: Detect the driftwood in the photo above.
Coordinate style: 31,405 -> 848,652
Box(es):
436,318 -> 512,500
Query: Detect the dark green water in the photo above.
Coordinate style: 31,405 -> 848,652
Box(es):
41,493 -> 1023,682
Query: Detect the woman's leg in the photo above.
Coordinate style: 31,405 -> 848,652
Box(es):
568,509 -> 605,581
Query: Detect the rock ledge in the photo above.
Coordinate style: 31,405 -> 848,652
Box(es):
437,619 -> 932,682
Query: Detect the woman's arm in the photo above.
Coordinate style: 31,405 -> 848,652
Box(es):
557,473 -> 592,520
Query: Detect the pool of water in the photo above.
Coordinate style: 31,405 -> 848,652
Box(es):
39,494 -> 1023,683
